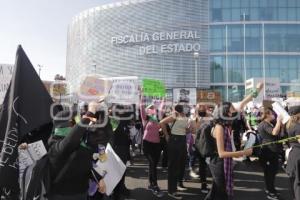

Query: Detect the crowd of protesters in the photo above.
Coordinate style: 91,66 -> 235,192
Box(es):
3,82 -> 300,200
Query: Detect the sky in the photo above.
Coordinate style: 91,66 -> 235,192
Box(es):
0,0 -> 118,81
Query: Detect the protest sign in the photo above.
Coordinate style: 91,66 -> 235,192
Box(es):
142,79 -> 166,97
108,76 -> 139,105
18,140 -> 47,178
0,64 -> 13,104
272,102 -> 290,124
79,75 -> 112,102
173,88 -> 197,105
246,78 -> 281,103
94,143 -> 126,196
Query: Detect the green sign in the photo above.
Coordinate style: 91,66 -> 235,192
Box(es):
143,79 -> 166,97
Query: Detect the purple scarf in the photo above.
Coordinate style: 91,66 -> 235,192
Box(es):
224,127 -> 233,198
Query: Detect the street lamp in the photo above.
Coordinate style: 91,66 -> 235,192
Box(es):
193,52 -> 199,88
37,64 -> 43,77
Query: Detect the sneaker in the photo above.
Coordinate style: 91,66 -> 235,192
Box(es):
201,187 -> 209,194
177,183 -> 187,191
152,186 -> 164,198
267,193 -> 280,200
148,185 -> 155,192
189,170 -> 199,178
168,192 -> 183,200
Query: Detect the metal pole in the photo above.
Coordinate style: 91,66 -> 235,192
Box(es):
262,23 -> 266,98
243,13 -> 247,97
226,25 -> 229,101
38,64 -> 42,77
195,59 -> 198,88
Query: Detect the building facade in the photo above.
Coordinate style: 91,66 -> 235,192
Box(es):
210,0 -> 300,100
66,0 -> 210,93
66,0 -> 300,101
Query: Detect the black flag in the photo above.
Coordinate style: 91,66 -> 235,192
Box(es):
0,46 -> 53,197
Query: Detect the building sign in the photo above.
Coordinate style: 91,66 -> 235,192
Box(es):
0,64 -> 13,104
111,30 -> 201,55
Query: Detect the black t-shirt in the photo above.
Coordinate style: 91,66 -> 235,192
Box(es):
287,123 -> 300,148
258,121 -> 280,152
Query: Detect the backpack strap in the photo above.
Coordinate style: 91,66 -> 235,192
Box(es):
170,118 -> 177,131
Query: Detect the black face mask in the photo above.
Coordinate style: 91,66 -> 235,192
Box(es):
198,111 -> 206,117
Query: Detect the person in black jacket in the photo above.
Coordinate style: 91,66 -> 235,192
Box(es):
47,103 -> 107,200
110,104 -> 134,200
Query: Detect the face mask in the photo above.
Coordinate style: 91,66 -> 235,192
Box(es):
198,111 -> 206,117
148,115 -> 157,122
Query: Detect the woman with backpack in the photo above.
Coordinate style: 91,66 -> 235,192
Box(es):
140,94 -> 164,198
160,104 -> 190,200
257,107 -> 283,200
204,83 -> 264,200
204,102 -> 253,200
190,103 -> 213,194
286,105 -> 300,200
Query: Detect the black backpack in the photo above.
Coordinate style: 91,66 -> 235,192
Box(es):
195,121 -> 217,157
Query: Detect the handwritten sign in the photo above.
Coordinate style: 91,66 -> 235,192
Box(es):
246,78 -> 281,103
142,79 -> 166,97
108,76 -> 139,105
18,140 -> 47,178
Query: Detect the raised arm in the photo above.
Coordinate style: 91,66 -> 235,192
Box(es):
239,82 -> 264,111
158,98 -> 166,120
139,94 -> 147,127
159,115 -> 176,141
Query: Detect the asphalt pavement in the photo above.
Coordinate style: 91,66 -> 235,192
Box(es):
123,155 -> 292,200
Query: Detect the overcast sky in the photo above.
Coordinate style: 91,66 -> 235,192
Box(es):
0,0 -> 119,80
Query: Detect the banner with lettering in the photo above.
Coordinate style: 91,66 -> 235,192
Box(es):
0,46 -> 53,198
142,79 -> 166,98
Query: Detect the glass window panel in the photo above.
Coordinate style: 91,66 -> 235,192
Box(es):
223,9 -> 231,21
250,0 -> 259,7
278,8 -> 288,20
222,0 -> 231,8
259,0 -> 268,7
278,1 -> 287,7
288,8 -> 297,20
232,0 -> 241,8
250,8 -> 259,20
241,0 -> 249,7
232,8 -> 241,21
213,0 -> 222,8
288,0 -> 297,7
